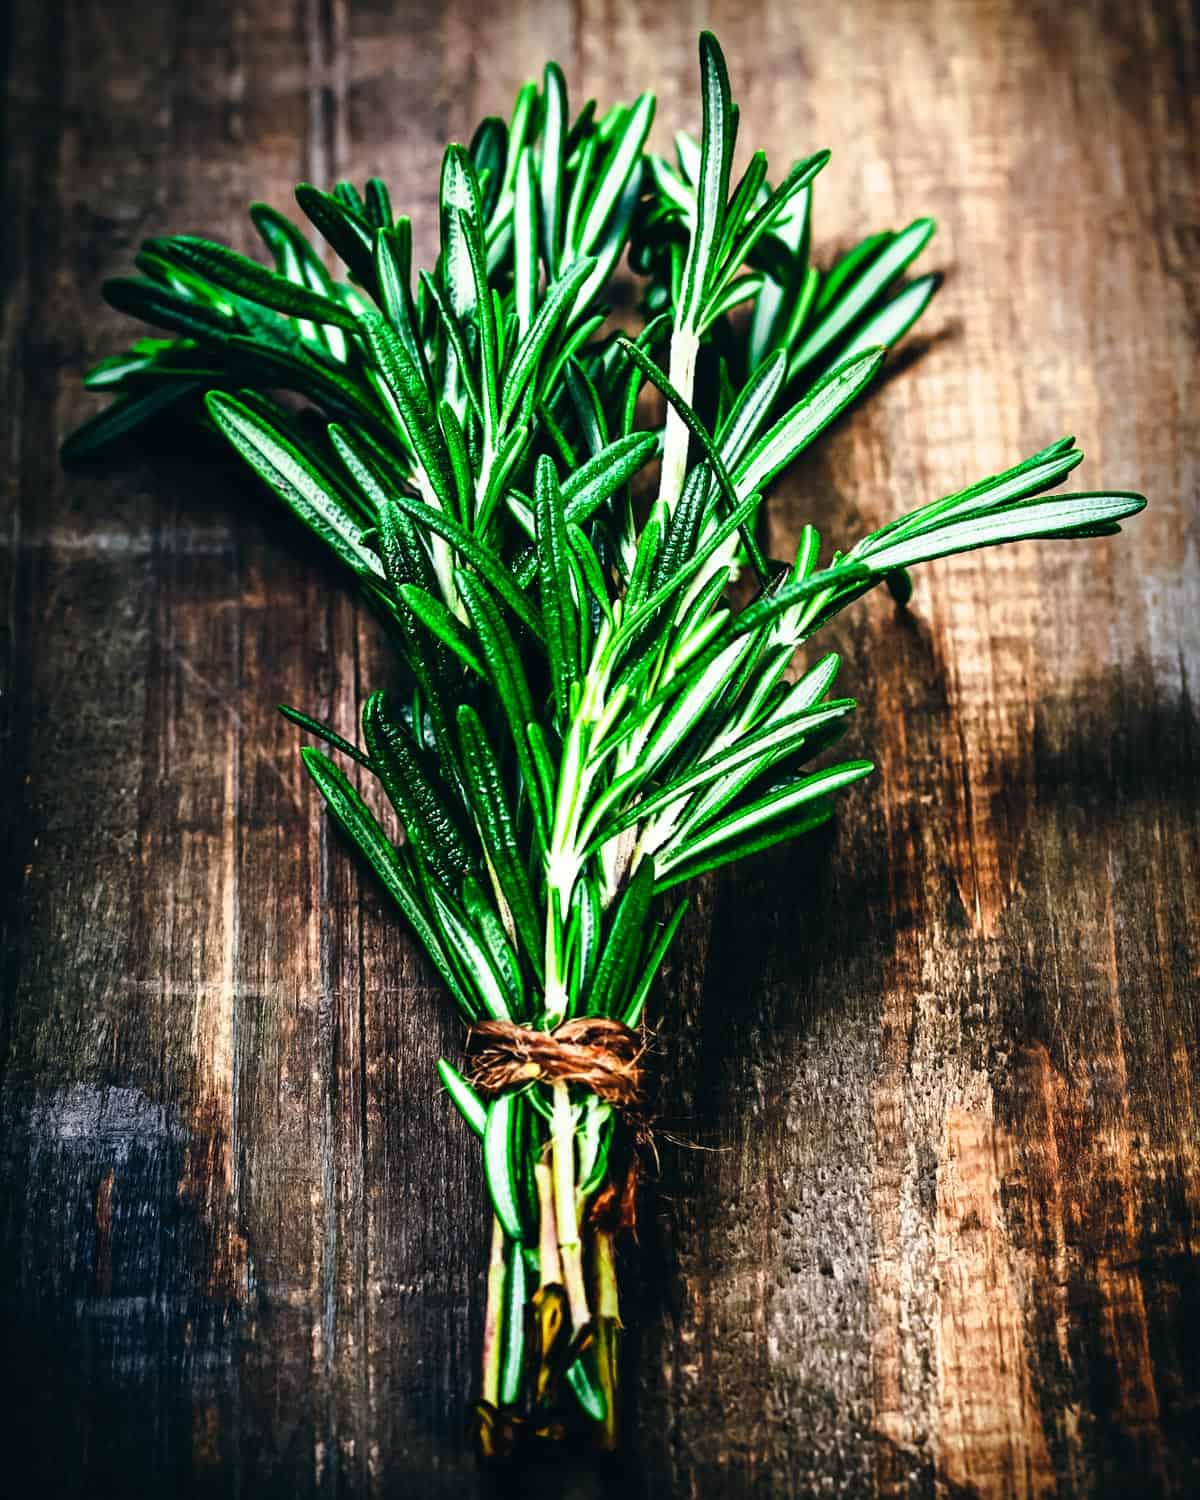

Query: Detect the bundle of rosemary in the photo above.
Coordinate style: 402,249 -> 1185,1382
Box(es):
67,33 -> 1143,1457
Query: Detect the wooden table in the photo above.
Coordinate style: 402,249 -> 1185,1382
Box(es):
2,1 -> 1196,1494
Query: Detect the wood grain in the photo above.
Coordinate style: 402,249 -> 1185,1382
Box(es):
1,0 -> 1196,1494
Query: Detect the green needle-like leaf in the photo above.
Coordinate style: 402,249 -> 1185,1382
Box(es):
619,899 -> 689,1027
534,454 -> 581,723
717,350 -> 787,471
397,584 -> 487,678
564,432 -> 659,524
456,569 -> 549,848
363,690 -> 474,886
789,216 -> 936,375
61,379 -> 203,461
539,62 -> 568,277
484,1095 -> 527,1241
500,256 -> 596,424
831,273 -> 939,370
457,704 -> 545,974
279,704 -> 372,767
862,490 -> 1145,571
589,859 -> 656,1016
388,487 -> 544,638
102,277 -> 235,342
300,748 -> 475,1015
576,92 -> 656,258
359,310 -> 458,515
734,347 -> 887,496
432,887 -> 515,1022
375,225 -> 431,385
438,1058 -> 488,1137
152,235 -> 360,329
679,31 -> 736,329
440,145 -> 485,319
206,392 -> 383,578
657,759 -> 874,879
295,182 -> 378,291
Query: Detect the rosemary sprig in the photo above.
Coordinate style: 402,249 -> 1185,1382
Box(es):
67,32 -> 1144,1457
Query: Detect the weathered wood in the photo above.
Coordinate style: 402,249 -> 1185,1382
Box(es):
1,1 -> 1196,1494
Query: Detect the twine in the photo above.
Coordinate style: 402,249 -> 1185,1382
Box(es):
463,1016 -> 645,1112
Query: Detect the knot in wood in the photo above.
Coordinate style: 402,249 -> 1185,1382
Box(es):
464,1017 -> 644,1111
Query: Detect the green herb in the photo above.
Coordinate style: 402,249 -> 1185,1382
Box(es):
66,32 -> 1143,1457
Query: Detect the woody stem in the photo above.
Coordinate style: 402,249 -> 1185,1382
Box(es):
550,1081 -> 591,1330
480,1215 -> 506,1408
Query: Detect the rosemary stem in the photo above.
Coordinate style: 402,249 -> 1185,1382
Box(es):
658,325 -> 699,518
535,1159 -> 563,1287
474,447 -> 495,527
532,1158 -> 567,1407
592,1229 -> 622,1451
550,1082 -> 591,1329
543,903 -> 568,1024
431,532 -> 461,616
594,1226 -> 620,1321
544,658 -> 612,1022
481,1215 -> 507,1407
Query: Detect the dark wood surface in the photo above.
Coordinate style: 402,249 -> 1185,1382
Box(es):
2,1 -> 1197,1494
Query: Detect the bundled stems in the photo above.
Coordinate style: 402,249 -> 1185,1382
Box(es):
67,28 -> 1143,1460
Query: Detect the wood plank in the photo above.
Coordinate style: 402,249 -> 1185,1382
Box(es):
1,0 -> 1196,1495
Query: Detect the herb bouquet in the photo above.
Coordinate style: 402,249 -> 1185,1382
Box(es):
67,33 -> 1143,1458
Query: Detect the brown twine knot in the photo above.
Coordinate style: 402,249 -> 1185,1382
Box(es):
463,1016 -> 644,1113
